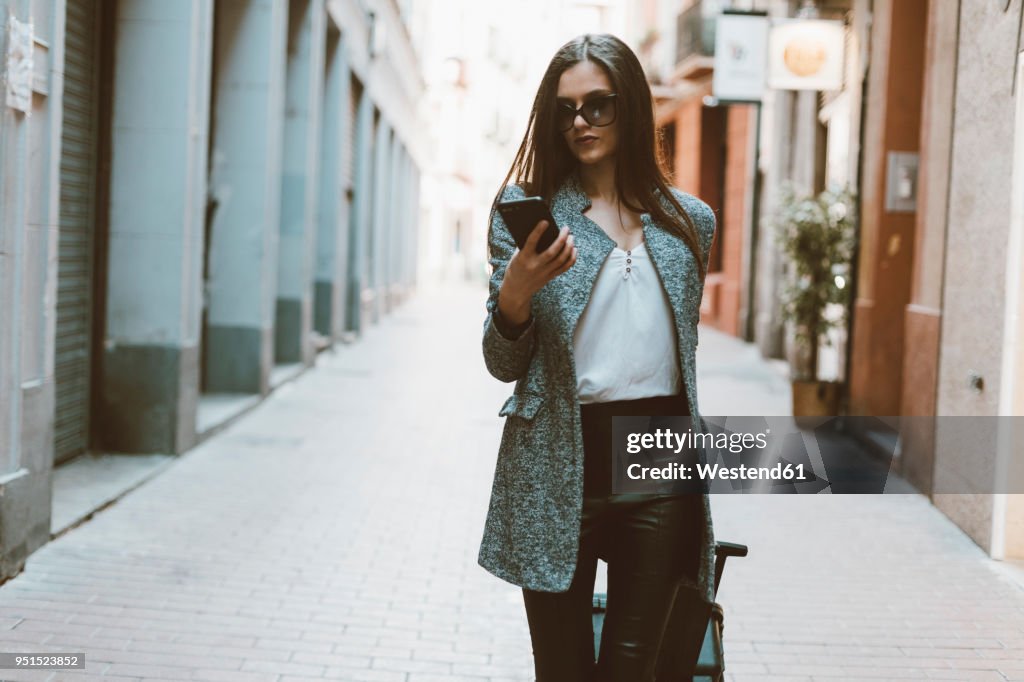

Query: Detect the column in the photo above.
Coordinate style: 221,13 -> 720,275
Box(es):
204,0 -> 288,394
346,90 -> 373,334
275,0 -> 324,365
314,25 -> 350,340
98,0 -> 215,453
0,0 -> 68,578
848,0 -> 928,416
369,116 -> 391,323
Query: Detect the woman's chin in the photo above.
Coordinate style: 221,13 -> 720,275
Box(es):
575,150 -> 612,165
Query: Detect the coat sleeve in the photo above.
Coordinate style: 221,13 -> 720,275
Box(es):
692,198 -> 717,278
482,183 -> 537,383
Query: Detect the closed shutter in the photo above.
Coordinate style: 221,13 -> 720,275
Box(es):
55,0 -> 100,463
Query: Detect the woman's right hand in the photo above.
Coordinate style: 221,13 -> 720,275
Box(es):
497,220 -> 578,324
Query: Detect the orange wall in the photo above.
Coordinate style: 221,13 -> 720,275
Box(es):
849,0 -> 929,416
716,104 -> 752,336
668,95 -> 750,336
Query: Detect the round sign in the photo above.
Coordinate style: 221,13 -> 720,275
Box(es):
783,38 -> 828,77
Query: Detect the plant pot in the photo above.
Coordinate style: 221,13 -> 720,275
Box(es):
791,380 -> 841,424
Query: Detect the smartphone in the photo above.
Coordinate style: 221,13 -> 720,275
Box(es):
496,197 -> 562,253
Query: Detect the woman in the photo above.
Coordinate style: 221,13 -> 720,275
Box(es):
478,33 -> 718,681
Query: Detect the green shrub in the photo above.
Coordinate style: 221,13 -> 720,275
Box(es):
772,183 -> 857,381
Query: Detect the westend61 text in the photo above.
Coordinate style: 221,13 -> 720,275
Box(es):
627,462 -> 809,481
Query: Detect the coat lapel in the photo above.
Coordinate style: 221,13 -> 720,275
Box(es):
639,214 -> 689,321
547,170 -> 692,349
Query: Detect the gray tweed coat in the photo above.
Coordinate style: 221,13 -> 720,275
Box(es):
478,168 -> 718,609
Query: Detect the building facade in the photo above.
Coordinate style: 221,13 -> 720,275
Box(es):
0,0 -> 423,580
871,0 -> 1024,559
640,0 -> 1024,560
640,0 -> 864,368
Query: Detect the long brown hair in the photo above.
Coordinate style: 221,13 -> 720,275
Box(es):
494,33 -> 707,281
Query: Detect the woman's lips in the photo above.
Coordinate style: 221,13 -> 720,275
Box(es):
576,136 -> 598,146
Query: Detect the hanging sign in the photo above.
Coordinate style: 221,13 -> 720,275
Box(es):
712,12 -> 770,102
768,18 -> 844,91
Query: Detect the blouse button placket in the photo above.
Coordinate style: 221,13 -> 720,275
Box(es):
624,249 -> 632,280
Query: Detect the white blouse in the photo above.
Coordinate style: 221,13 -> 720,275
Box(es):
573,239 -> 683,404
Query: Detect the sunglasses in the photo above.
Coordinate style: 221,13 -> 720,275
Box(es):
555,93 -> 618,133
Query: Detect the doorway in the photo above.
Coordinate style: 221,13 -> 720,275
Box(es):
54,0 -> 113,464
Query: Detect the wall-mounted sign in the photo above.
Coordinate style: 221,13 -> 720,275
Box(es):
5,15 -> 34,113
767,18 -> 844,92
712,12 -> 769,102
885,151 -> 919,213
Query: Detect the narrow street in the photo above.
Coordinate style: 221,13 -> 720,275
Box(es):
1,281 -> 1023,682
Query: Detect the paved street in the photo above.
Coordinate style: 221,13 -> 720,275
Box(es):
1,281 -> 1023,682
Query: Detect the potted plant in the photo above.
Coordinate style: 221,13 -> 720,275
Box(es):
772,182 -> 857,418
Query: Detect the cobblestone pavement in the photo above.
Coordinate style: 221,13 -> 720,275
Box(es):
1,281 -> 1023,682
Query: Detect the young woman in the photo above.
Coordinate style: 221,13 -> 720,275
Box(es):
477,33 -> 718,681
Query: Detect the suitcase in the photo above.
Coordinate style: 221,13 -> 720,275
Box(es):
591,541 -> 748,681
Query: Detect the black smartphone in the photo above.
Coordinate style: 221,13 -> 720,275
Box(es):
496,197 -> 562,253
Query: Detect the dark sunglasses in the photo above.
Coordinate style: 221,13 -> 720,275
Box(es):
555,93 -> 618,132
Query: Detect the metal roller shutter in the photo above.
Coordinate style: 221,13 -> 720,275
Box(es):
55,0 -> 100,463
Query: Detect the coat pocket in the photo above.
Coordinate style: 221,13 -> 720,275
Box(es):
497,392 -> 545,420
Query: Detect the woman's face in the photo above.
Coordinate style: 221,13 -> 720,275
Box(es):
556,60 -> 619,166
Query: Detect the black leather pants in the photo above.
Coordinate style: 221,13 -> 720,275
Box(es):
521,393 -> 703,682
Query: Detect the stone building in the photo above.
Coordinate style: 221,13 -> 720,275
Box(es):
0,0 -> 423,580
